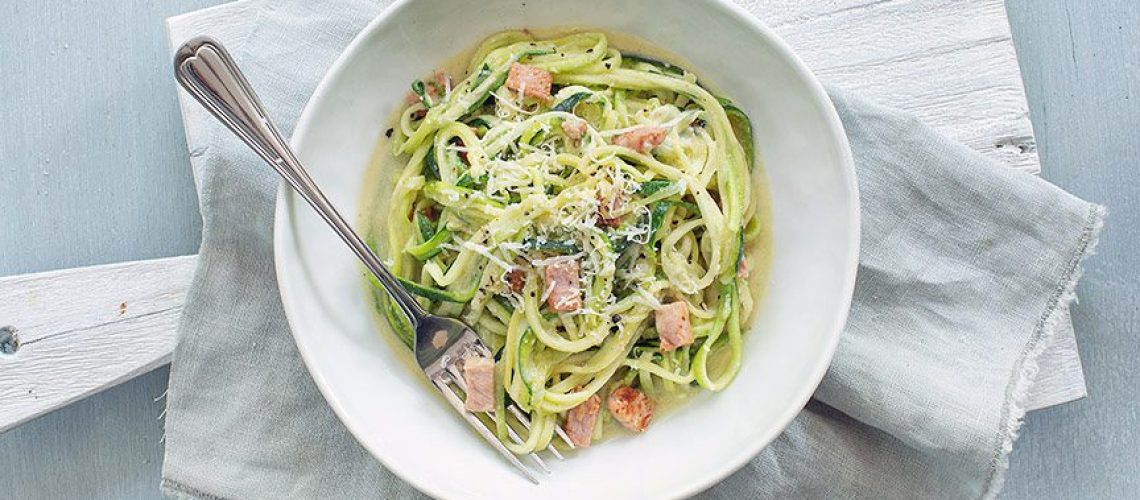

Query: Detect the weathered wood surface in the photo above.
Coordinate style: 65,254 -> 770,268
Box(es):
0,256 -> 197,433
749,0 -> 1040,172
1024,307 -> 1086,412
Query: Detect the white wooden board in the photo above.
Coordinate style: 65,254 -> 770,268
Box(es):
0,0 -> 1080,433
0,256 -> 197,432
747,0 -> 1040,172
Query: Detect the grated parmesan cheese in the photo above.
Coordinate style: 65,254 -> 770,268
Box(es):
461,240 -> 514,271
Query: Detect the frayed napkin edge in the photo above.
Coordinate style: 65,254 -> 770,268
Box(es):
981,203 -> 1107,500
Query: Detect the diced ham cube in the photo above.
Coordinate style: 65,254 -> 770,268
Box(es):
561,118 -> 588,141
505,268 -> 526,294
614,126 -> 668,153
607,385 -> 655,433
655,301 -> 693,352
596,213 -> 621,229
463,356 -> 495,412
561,393 -> 602,447
544,259 -> 581,312
596,187 -> 624,228
506,63 -> 553,100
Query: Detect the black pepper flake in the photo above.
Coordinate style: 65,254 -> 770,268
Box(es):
587,48 -> 594,53
609,325 -> 620,333
604,62 -> 611,69
384,128 -> 394,138
611,314 -> 621,323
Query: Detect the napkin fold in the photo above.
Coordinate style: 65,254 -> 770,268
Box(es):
162,1 -> 1104,498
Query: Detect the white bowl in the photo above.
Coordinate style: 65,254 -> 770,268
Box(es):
274,0 -> 859,498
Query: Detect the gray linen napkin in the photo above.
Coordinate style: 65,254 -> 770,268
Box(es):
162,1 -> 1105,498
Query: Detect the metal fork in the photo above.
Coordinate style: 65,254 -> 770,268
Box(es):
172,37 -> 575,483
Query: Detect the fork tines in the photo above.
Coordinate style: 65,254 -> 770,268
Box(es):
427,331 -> 574,483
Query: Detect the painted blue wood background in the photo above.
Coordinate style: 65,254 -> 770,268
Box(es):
0,1 -> 1136,498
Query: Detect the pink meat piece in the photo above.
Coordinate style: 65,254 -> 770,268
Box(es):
561,118 -> 588,140
596,187 -> 625,228
562,393 -> 602,447
655,301 -> 693,352
544,259 -> 582,313
614,126 -> 668,153
463,356 -> 495,412
505,63 -> 553,100
607,385 -> 655,433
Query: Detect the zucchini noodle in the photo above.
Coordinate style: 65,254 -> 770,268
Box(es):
366,31 -> 764,454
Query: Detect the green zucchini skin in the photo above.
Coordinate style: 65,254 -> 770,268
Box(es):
406,228 -> 451,261
552,91 -> 591,113
397,277 -> 475,303
638,179 -> 673,196
723,103 -> 755,170
523,237 -> 581,254
621,53 -> 687,77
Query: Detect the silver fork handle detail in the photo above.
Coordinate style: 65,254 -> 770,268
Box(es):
173,36 -> 425,324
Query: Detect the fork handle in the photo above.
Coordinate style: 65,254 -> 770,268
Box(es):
173,36 -> 426,324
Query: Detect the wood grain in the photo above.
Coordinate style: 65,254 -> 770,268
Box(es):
0,256 -> 196,432
1024,307 -> 1086,412
754,0 -> 1040,172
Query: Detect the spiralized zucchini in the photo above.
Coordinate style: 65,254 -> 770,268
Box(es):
368,31 -> 762,453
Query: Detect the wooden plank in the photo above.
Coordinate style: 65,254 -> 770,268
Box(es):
0,255 -> 197,433
1024,307 -> 1087,412
756,0 -> 1041,172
